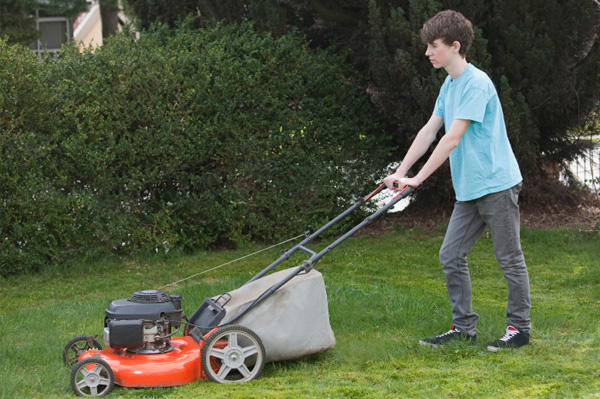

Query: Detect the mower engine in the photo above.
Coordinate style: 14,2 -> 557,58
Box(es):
104,290 -> 184,354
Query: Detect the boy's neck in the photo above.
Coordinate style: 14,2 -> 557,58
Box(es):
445,56 -> 468,81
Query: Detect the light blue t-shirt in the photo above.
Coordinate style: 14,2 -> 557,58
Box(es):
433,63 -> 522,201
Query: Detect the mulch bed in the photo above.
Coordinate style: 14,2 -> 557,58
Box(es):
362,191 -> 600,237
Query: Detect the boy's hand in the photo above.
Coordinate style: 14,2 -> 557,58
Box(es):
384,174 -> 422,191
384,174 -> 406,191
402,176 -> 422,188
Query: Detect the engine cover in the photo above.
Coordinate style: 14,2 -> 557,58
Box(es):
105,290 -> 183,324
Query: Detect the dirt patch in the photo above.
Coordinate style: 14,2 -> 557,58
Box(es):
520,202 -> 600,231
363,189 -> 600,237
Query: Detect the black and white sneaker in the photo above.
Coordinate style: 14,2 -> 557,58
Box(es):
487,326 -> 530,352
419,325 -> 476,346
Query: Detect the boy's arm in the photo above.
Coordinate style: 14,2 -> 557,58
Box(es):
383,115 -> 444,190
410,118 -> 470,185
385,118 -> 470,190
384,114 -> 443,189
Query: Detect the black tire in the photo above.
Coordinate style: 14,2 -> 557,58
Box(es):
71,357 -> 114,397
63,336 -> 103,367
200,325 -> 266,384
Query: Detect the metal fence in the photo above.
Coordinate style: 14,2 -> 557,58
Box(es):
567,142 -> 600,193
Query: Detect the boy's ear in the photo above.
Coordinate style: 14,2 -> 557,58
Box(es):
452,40 -> 461,53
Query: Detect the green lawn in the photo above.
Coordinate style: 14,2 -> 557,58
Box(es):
1,221 -> 599,398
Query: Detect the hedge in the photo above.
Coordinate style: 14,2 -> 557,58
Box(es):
0,21 -> 393,275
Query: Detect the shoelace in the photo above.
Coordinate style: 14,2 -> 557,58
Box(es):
499,327 -> 519,342
438,326 -> 460,337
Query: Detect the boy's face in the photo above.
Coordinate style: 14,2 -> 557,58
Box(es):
425,38 -> 460,69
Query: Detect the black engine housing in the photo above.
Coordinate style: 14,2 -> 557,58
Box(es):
104,290 -> 184,352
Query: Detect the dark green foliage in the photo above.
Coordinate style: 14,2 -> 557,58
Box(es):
38,0 -> 89,18
483,0 -> 600,167
0,0 -> 40,45
125,0 -> 291,32
0,22 -> 390,275
126,0 -> 198,29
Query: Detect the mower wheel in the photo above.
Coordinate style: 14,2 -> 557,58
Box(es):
63,335 -> 103,367
71,357 -> 114,397
201,325 -> 266,384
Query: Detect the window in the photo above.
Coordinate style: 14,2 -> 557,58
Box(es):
29,16 -> 72,56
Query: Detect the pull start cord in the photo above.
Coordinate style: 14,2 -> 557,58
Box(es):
158,233 -> 305,290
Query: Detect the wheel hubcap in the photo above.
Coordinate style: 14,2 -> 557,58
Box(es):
224,348 -> 244,368
85,373 -> 100,387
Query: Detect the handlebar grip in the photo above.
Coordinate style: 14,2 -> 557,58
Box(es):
364,180 -> 408,203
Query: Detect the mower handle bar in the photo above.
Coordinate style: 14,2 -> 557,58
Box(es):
246,181 -> 409,282
222,182 -> 412,326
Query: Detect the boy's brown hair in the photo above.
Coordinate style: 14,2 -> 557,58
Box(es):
421,10 -> 474,56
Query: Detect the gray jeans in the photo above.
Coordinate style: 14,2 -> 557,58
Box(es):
439,183 -> 531,335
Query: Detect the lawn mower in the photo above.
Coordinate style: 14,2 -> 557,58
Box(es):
62,182 -> 412,397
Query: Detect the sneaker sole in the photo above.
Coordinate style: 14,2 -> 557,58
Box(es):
487,343 -> 528,352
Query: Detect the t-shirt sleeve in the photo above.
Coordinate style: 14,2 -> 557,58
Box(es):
454,86 -> 487,123
433,87 -> 445,116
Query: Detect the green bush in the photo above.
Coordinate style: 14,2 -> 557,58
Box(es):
0,22 -> 392,275
0,41 -> 74,274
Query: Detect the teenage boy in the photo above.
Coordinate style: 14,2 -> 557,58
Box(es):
384,10 -> 531,351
